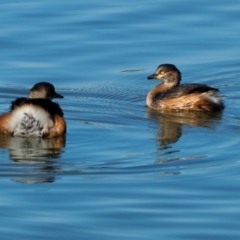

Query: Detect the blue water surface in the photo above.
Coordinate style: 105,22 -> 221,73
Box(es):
0,0 -> 240,239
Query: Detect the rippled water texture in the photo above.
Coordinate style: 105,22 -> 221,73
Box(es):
0,0 -> 240,239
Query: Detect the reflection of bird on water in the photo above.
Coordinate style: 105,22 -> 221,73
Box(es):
147,64 -> 224,111
147,108 -> 222,148
0,82 -> 66,138
4,136 -> 65,161
0,133 -> 66,184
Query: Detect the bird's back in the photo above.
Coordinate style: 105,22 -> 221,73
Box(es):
160,83 -> 219,99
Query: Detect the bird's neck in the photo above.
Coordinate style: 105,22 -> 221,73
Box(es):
146,82 -> 178,107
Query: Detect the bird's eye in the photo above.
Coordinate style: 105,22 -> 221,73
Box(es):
160,71 -> 165,75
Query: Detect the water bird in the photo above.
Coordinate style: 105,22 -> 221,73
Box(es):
0,82 -> 66,138
146,63 -> 224,112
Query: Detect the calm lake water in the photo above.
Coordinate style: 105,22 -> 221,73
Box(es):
0,0 -> 240,239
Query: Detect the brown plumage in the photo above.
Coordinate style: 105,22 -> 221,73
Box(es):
0,82 -> 66,138
146,64 -> 224,112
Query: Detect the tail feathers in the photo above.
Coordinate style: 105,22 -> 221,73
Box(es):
201,91 -> 225,111
9,105 -> 53,137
